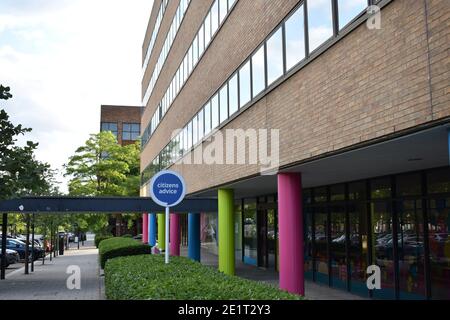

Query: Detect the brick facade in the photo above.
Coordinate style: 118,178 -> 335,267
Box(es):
100,105 -> 143,146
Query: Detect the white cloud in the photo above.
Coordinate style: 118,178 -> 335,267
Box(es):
0,0 -> 154,194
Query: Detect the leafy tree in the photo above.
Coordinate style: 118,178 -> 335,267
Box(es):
64,131 -> 141,235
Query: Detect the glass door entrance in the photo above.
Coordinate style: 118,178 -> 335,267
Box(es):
257,196 -> 278,270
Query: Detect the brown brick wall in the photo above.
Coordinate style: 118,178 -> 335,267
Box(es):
100,105 -> 142,146
141,0 -> 450,195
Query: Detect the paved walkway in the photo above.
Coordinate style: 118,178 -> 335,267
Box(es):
181,246 -> 366,300
0,241 -> 102,300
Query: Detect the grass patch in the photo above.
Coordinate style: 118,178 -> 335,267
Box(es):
105,255 -> 302,300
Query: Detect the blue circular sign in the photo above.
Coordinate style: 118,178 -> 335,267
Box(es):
149,170 -> 186,207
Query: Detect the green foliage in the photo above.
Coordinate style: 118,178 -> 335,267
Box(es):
104,255 -> 303,300
121,234 -> 133,238
95,234 -> 113,248
0,85 -> 59,200
98,237 -> 150,269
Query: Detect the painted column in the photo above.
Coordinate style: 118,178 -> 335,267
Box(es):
188,213 -> 201,261
149,213 -> 157,246
157,213 -> 165,250
170,213 -> 181,256
218,189 -> 235,276
142,213 -> 148,244
278,172 -> 304,295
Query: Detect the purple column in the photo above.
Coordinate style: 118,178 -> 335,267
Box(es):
142,213 -> 148,244
278,172 -> 304,296
170,213 -> 181,256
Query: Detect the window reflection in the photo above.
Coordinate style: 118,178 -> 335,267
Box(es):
205,13 -> 211,45
204,102 -> 211,135
192,114 -> 198,145
314,207 -> 329,284
198,109 -> 204,140
244,199 -> 258,266
211,93 -> 219,129
228,73 -> 238,116
338,0 -> 367,30
239,60 -> 251,107
285,5 -> 305,71
211,0 -> 219,35
266,27 -> 283,85
252,46 -> 265,98
219,84 -> 228,124
307,0 -> 334,52
219,0 -> 227,24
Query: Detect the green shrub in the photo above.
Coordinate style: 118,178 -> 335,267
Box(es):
121,234 -> 133,238
94,235 -> 113,248
105,255 -> 302,300
99,237 -> 151,269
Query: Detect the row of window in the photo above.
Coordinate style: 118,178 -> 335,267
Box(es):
142,0 -> 191,109
142,0 -> 237,148
142,0 -> 169,75
141,0 -> 370,186
101,122 -> 140,141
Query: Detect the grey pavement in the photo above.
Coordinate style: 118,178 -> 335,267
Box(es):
180,246 -> 366,300
0,240 -> 102,300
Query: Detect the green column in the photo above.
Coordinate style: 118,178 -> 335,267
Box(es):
218,189 -> 235,275
157,213 -> 165,250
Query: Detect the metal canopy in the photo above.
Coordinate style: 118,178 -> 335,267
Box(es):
0,196 -> 217,214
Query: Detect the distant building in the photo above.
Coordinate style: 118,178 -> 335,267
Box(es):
100,105 -> 143,236
100,105 -> 143,146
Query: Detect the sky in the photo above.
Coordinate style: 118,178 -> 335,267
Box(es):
0,0 -> 154,194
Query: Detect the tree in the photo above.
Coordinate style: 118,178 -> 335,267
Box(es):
64,131 -> 141,235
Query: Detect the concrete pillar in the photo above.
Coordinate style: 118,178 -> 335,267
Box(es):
218,189 -> 235,276
142,213 -> 148,244
278,172 -> 304,295
170,213 -> 181,256
157,213 -> 165,250
149,213 -> 157,246
188,213 -> 201,261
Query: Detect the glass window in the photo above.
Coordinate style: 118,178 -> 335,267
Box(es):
211,0 -> 219,35
239,60 -> 251,107
204,101 -> 211,135
330,203 -> 347,290
427,168 -> 450,193
198,109 -> 204,140
285,5 -> 305,70
188,46 -> 193,75
101,122 -> 118,139
251,45 -> 265,97
193,35 -> 199,67
199,24 -> 204,57
371,177 -> 391,199
205,13 -> 211,45
228,0 -> 236,9
338,0 -> 367,30
314,187 -> 328,203
183,126 -> 188,151
211,93 -> 219,129
349,181 -> 366,200
330,184 -> 345,201
266,27 -> 283,85
244,199 -> 257,266
228,73 -> 238,116
314,207 -> 329,284
396,173 -> 422,196
219,83 -> 228,124
219,0 -> 227,23
193,115 -> 198,145
307,0 -> 334,52
187,121 -> 192,149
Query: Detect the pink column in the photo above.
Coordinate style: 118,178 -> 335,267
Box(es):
170,213 -> 181,256
278,172 -> 304,296
142,213 -> 148,244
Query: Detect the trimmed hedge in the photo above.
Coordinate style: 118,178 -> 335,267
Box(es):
99,237 -> 151,269
94,235 -> 113,248
105,255 -> 302,300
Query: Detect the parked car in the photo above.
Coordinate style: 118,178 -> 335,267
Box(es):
6,238 -> 44,261
0,249 -> 20,267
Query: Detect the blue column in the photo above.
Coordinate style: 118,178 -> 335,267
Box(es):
188,213 -> 200,262
149,213 -> 157,247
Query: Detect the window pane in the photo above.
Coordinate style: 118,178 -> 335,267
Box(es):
204,102 -> 211,135
219,0 -> 227,23
205,13 -> 211,45
199,25 -> 204,57
110,123 -> 118,131
251,45 -> 265,97
228,73 -> 238,115
308,0 -> 334,52
211,0 -> 219,35
193,35 -> 199,67
187,121 -> 192,149
123,123 -> 130,131
193,115 -> 198,145
123,132 -> 131,140
314,207 -> 329,284
131,132 -> 139,140
239,60 -> 251,107
219,84 -> 228,124
427,167 -> 450,193
371,177 -> 391,199
211,93 -> 219,129
244,199 -> 257,266
188,46 -> 192,74
198,109 -> 204,140
228,0 -> 236,9
285,5 -> 305,70
338,0 -> 367,30
266,27 -> 283,85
